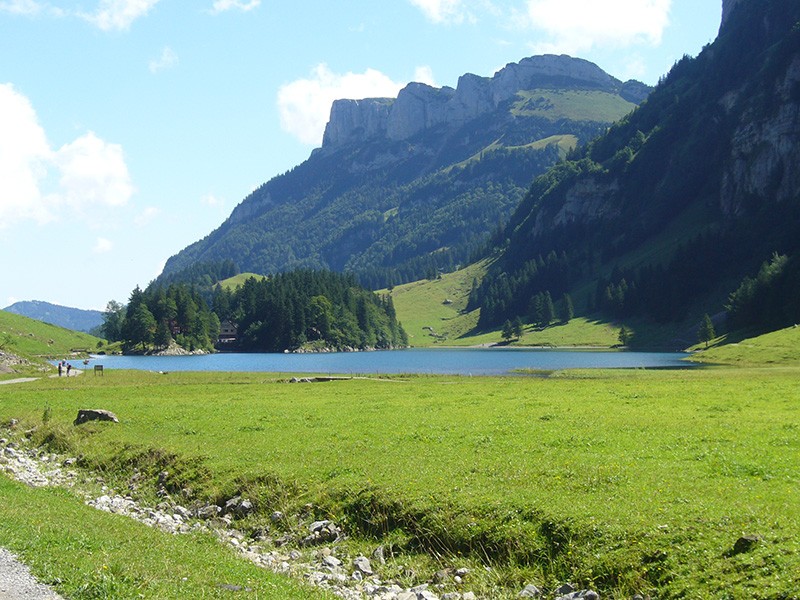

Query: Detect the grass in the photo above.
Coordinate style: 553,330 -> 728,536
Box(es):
388,263 -> 623,348
511,89 -> 637,123
219,273 -> 267,291
1,366 -> 798,598
689,325 -> 800,366
0,476 -> 330,599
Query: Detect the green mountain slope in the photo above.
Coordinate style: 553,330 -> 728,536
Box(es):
0,311 -> 103,375
161,56 -> 647,290
473,0 -> 800,341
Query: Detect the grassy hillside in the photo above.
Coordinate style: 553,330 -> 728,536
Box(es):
689,325 -> 800,366
388,261 -> 623,348
1,367 -> 797,598
218,272 -> 267,291
512,89 -> 637,122
0,311 -> 104,375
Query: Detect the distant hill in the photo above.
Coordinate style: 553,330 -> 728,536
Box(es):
471,0 -> 800,341
160,55 -> 650,289
3,301 -> 103,334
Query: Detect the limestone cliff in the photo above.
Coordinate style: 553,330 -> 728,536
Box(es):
321,55 -> 648,149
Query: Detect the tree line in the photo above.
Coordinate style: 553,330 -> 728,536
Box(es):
103,269 -> 407,354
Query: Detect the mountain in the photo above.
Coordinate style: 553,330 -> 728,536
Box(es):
161,55 -> 650,289
2,301 -> 104,334
473,0 -> 800,338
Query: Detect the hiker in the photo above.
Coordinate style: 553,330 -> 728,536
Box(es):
58,362 -> 63,377
66,363 -> 72,376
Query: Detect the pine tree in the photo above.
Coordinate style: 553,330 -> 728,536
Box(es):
559,293 -> 574,324
512,316 -> 524,340
698,313 -> 715,348
501,319 -> 514,343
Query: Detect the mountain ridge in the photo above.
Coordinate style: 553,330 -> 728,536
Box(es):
162,54 -> 649,289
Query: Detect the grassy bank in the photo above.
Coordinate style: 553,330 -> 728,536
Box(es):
1,367 -> 797,598
0,476 -> 329,598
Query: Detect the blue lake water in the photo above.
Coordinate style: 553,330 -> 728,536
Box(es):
74,348 -> 692,376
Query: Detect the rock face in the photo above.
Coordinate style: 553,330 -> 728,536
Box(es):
322,55 -> 647,148
720,55 -> 800,215
721,0 -> 746,30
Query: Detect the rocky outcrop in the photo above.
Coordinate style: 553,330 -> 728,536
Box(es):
322,98 -> 393,147
721,0 -> 746,30
322,55 -> 649,149
720,56 -> 800,215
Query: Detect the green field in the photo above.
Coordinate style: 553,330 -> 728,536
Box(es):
1,364 -> 797,598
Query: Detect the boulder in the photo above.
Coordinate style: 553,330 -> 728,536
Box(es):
73,409 -> 119,426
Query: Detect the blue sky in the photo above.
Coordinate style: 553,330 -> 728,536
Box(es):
0,0 -> 722,311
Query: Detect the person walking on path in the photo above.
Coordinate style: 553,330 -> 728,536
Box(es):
66,364 -> 71,377
57,362 -> 62,377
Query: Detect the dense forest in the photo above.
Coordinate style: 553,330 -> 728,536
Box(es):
103,268 -> 406,353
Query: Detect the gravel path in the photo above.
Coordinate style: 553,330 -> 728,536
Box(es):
0,548 -> 64,599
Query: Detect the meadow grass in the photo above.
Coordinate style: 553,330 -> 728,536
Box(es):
690,326 -> 800,366
387,264 -> 623,349
0,476 -> 330,599
1,366 -> 798,598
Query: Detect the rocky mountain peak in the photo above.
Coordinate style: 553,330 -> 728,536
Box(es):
321,54 -> 649,151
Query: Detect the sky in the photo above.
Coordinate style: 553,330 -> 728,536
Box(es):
0,0 -> 722,311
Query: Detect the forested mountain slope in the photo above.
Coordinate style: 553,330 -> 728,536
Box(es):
161,55 -> 649,289
473,0 -> 800,337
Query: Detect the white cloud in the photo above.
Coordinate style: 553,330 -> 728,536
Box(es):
93,237 -> 114,254
53,132 -> 134,210
134,206 -> 161,226
209,0 -> 260,13
409,0 -> 471,24
0,0 -> 42,15
524,0 -> 671,54
149,46 -> 179,73
82,0 -> 160,31
0,84 -> 134,229
201,193 -> 225,208
414,66 -> 437,86
278,64 -> 409,146
0,83 -> 54,226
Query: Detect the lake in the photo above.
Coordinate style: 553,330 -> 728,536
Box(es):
73,348 -> 692,376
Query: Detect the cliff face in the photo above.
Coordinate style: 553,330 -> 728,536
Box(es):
721,55 -> 800,215
322,55 -> 647,148
720,0 -> 746,29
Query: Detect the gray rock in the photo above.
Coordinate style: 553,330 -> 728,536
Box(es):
353,555 -> 373,575
322,555 -> 342,568
732,534 -> 762,555
555,584 -> 575,595
462,593 -> 477,600
73,409 -> 118,426
519,583 -> 542,597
